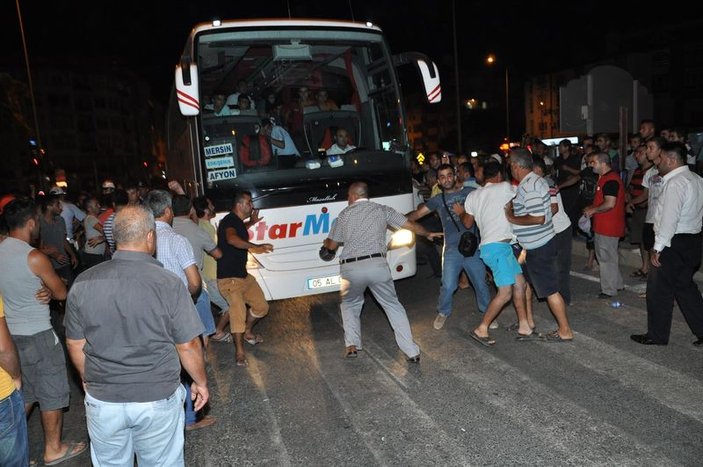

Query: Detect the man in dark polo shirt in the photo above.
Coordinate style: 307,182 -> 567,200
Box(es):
217,190 -> 273,366
65,205 -> 208,466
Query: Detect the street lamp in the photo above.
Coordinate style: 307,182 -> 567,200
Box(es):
486,54 -> 510,141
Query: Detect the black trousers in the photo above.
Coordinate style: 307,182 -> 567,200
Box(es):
646,232 -> 703,343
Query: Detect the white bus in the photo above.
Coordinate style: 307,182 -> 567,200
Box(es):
167,18 -> 441,300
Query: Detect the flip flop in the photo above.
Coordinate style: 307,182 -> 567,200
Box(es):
211,332 -> 232,343
44,441 -> 88,466
470,330 -> 495,347
542,330 -> 573,343
516,332 -> 539,341
506,323 -> 537,333
244,334 -> 263,346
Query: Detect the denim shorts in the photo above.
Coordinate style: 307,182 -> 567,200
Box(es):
13,329 -> 69,410
524,238 -> 559,299
480,243 -> 523,287
0,389 -> 29,466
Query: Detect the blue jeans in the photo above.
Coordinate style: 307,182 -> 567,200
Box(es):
0,389 -> 28,467
84,385 -> 186,467
195,288 -> 216,336
438,247 -> 491,316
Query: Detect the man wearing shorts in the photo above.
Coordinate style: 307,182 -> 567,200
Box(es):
0,198 -> 87,465
505,149 -> 574,342
458,161 -> 533,345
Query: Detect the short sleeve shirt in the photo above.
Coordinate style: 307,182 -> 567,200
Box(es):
328,200 -> 407,259
425,187 -> 476,248
217,213 -> 249,279
173,217 -> 216,272
271,125 -> 300,156
642,166 -> 664,223
512,171 -> 555,249
65,251 -> 203,403
155,221 -> 197,286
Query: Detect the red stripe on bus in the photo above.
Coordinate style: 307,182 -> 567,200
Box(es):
177,90 -> 199,107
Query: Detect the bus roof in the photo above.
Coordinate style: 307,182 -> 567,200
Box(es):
189,18 -> 383,37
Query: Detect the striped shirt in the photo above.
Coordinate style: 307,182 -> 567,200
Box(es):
512,171 -> 555,249
328,199 -> 407,260
104,213 -> 116,254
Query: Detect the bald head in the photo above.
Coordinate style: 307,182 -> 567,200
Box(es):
348,182 -> 368,203
113,205 -> 156,252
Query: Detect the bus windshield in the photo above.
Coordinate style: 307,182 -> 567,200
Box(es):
193,27 -> 410,208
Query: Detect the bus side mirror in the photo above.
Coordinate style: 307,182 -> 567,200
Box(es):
392,52 -> 441,104
175,63 -> 200,116
416,60 -> 441,104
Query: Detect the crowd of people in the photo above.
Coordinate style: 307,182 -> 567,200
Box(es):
0,178 -> 278,464
1,118 -> 702,465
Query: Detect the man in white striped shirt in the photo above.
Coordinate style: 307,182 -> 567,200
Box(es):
631,142 -> 703,347
505,149 -> 573,342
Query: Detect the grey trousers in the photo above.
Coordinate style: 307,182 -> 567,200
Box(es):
339,258 -> 420,358
594,233 -> 623,296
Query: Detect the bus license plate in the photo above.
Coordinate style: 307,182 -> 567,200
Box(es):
307,275 -> 341,289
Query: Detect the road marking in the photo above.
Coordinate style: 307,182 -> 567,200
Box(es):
313,338 -> 477,466
569,270 -> 600,283
419,339 -> 677,465
540,332 -> 703,424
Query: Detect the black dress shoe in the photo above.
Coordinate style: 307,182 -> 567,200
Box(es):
598,293 -> 613,299
406,355 -> 420,363
630,334 -> 666,345
693,338 -> 703,347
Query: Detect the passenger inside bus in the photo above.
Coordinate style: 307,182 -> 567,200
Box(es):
260,118 -> 300,169
315,89 -> 338,111
326,128 -> 356,155
210,93 -> 233,117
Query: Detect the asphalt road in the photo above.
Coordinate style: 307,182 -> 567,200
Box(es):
29,248 -> 703,466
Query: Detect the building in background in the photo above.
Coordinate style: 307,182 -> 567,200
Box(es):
0,60 -> 165,193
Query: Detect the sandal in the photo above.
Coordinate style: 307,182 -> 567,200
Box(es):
542,330 -> 573,343
629,269 -> 645,278
211,332 -> 232,343
244,334 -> 264,346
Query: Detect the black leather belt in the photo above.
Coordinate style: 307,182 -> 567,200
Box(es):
340,253 -> 385,264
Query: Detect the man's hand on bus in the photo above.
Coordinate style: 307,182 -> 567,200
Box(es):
426,232 -> 444,241
250,243 -> 273,254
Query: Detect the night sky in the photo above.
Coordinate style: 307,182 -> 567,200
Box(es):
0,0 -> 698,104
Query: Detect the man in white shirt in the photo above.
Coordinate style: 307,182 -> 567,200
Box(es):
458,161 -> 533,345
326,128 -> 356,155
211,93 -> 232,117
631,142 -> 703,347
261,119 -> 300,169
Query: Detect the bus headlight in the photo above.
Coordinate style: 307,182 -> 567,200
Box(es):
246,253 -> 261,269
388,229 -> 414,249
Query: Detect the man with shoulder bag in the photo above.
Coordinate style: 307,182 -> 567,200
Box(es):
407,164 -> 491,330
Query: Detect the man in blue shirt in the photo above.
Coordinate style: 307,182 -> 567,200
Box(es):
407,164 -> 491,330
261,119 -> 300,169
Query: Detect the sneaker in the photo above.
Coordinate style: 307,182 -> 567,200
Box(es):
433,313 -> 447,330
489,320 -> 500,330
